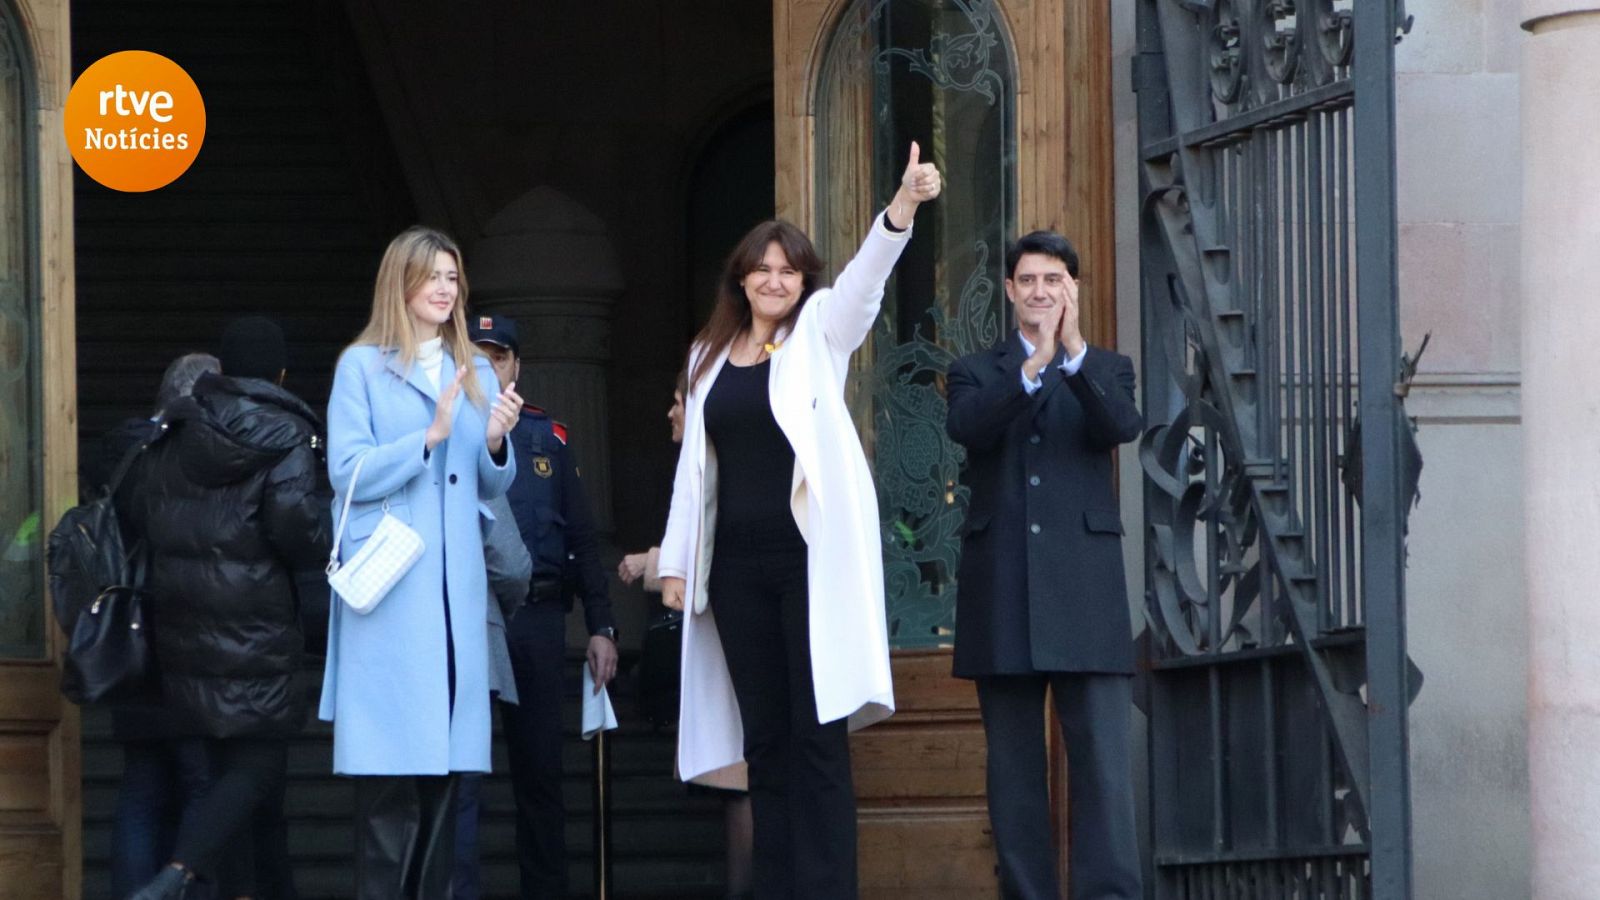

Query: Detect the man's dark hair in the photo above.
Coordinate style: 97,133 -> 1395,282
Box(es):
155,352 -> 221,413
219,316 -> 287,381
1005,230 -> 1079,279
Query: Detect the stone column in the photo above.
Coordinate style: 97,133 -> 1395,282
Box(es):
471,187 -> 625,535
1521,5 -> 1600,897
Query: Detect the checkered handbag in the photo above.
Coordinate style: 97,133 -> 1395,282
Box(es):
326,453 -> 424,615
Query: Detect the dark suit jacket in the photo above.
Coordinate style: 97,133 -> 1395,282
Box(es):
946,334 -> 1143,676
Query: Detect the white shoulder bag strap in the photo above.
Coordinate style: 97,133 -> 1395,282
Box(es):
326,452 -> 368,576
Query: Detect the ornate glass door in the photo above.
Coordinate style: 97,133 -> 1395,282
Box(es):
813,0 -> 1016,649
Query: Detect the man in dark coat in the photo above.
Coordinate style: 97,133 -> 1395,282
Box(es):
120,317 -> 329,900
946,231 -> 1144,900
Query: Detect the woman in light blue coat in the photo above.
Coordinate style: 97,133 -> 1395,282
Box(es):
321,225 -> 522,898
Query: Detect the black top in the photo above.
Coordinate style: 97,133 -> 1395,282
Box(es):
704,359 -> 803,544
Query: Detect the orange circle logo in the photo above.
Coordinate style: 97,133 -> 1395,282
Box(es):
64,51 -> 206,193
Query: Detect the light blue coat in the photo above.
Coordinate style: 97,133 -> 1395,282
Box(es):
319,344 -> 515,775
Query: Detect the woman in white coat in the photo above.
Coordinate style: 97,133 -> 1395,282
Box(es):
660,143 -> 941,898
322,226 -> 522,898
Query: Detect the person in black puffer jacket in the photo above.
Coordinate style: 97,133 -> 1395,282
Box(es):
121,318 -> 330,900
96,353 -> 220,900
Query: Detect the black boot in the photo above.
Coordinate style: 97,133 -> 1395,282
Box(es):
126,865 -> 191,900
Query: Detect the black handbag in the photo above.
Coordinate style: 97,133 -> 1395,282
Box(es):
637,608 -> 683,730
48,423 -> 163,705
61,582 -> 152,705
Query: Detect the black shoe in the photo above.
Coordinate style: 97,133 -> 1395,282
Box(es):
126,865 -> 191,900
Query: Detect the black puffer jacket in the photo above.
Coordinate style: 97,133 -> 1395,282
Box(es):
121,372 -> 330,738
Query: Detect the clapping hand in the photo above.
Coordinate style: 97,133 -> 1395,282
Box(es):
425,366 -> 470,451
485,384 -> 523,454
1057,273 -> 1085,360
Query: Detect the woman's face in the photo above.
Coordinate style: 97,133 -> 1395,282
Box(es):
740,242 -> 804,328
406,250 -> 460,338
667,390 -> 685,444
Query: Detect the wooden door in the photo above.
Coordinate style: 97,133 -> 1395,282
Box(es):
773,1 -> 1115,895
0,0 -> 80,897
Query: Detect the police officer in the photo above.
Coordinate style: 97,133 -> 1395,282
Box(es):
466,314 -> 617,899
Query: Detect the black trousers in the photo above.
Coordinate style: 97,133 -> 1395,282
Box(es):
975,673 -> 1141,900
353,774 -> 460,900
169,737 -> 288,893
711,529 -> 857,900
499,597 -> 570,898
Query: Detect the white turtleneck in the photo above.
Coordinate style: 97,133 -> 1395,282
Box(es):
417,336 -> 445,393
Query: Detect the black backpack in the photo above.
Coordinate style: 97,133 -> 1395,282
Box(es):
46,421 -> 165,704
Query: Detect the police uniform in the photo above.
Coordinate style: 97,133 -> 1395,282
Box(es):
461,316 -> 614,900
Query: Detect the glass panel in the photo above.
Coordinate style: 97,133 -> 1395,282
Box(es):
815,0 -> 1015,649
0,11 -> 44,659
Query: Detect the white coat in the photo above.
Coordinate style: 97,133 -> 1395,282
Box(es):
659,212 -> 909,784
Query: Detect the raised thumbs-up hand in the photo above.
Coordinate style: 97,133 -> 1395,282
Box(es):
888,140 -> 942,229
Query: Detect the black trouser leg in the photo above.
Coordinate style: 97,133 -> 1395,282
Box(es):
249,768 -> 298,900
354,777 -> 416,900
976,675 -> 1059,900
167,738 -> 285,890
354,774 -> 460,900
976,674 -> 1143,900
714,552 -> 794,900
713,539 -> 857,900
1050,674 -> 1141,900
451,773 -> 483,900
502,599 -> 568,899
415,774 -> 460,900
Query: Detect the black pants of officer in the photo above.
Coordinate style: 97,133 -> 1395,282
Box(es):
502,598 -> 569,898
711,525 -> 857,900
976,673 -> 1141,900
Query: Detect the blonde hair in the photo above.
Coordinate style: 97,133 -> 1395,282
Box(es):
353,226 -> 486,406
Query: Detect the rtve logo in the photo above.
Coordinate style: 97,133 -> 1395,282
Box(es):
65,50 -> 206,192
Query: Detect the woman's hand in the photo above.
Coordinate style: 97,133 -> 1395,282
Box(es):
425,366 -> 470,451
618,552 -> 651,585
661,576 -> 686,611
485,384 -> 524,455
887,141 -> 942,229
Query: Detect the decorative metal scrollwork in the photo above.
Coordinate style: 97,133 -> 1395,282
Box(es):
1197,0 -> 1404,113
1208,0 -> 1245,105
1260,0 -> 1300,86
1140,374 -> 1267,656
1313,0 -> 1354,68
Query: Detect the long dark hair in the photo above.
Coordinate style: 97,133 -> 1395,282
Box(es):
688,220 -> 824,390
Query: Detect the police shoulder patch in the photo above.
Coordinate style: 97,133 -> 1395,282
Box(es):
551,422 -> 568,445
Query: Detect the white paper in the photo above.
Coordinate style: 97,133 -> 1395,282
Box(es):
581,663 -> 618,740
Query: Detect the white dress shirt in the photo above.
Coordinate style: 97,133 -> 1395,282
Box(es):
1017,331 -> 1088,394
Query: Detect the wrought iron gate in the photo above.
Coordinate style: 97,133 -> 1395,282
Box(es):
1134,1 -> 1421,896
